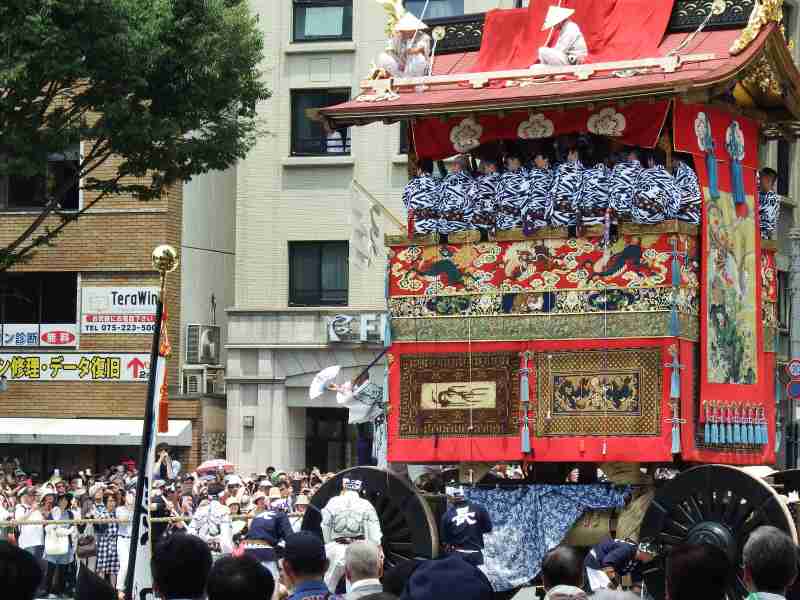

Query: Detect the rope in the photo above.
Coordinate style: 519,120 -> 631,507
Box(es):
0,513 -> 302,527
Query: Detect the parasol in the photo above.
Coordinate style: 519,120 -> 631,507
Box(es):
310,365 -> 342,400
196,459 -> 235,475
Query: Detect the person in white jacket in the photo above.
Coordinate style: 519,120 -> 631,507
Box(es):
115,492 -> 135,594
537,6 -> 588,66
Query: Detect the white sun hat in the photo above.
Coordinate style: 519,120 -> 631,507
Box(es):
542,6 -> 575,31
394,12 -> 428,32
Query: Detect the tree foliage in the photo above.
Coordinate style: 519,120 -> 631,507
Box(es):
0,0 -> 269,268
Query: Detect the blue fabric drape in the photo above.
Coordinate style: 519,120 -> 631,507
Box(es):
465,485 -> 629,591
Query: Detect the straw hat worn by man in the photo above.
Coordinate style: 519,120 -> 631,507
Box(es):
538,6 -> 588,66
377,12 -> 432,77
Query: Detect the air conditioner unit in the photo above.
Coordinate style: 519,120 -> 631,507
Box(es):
183,371 -> 203,395
186,324 -> 221,365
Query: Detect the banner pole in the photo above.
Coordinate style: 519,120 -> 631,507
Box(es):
124,293 -> 163,600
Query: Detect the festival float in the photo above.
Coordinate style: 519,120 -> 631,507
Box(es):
305,0 -> 800,597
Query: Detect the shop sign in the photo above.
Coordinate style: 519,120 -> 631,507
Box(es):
81,286 -> 158,334
0,353 -> 150,382
1,324 -> 78,348
328,313 -> 387,344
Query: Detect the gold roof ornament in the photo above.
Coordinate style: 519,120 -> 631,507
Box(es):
730,0 -> 786,56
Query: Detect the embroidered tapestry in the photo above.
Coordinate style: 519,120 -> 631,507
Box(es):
389,233 -> 698,298
535,348 -> 662,436
398,352 -> 519,438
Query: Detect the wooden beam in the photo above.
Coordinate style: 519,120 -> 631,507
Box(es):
361,53 -> 717,92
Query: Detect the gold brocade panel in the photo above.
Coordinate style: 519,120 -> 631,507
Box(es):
399,352 -> 519,438
535,348 -> 663,437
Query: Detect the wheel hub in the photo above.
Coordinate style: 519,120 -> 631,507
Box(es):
686,521 -> 738,564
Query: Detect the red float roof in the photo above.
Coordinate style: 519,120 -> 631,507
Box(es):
322,23 -> 800,127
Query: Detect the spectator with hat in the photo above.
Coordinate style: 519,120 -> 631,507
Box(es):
400,554 -> 493,600
290,495 -> 310,533
15,486 -> 45,587
189,483 -> 229,557
282,531 -> 331,600
43,489 -> 76,597
243,485 -> 293,579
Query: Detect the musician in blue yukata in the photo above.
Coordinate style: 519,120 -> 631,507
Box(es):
470,157 -> 502,236
578,158 -> 612,228
631,149 -> 681,225
758,167 -> 780,239
523,151 -> 554,235
440,485 -> 493,567
496,153 -> 530,230
402,158 -> 441,235
672,154 -> 701,224
438,155 -> 475,234
548,146 -> 584,233
608,147 -> 644,223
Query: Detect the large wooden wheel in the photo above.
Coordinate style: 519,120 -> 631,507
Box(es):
640,464 -> 798,600
301,466 -> 439,569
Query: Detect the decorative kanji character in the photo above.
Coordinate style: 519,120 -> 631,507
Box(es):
90,356 -> 108,379
108,358 -> 121,380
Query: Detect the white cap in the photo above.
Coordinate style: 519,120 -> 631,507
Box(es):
445,485 -> 465,499
394,12 -> 428,32
542,6 -> 575,31
226,475 -> 242,486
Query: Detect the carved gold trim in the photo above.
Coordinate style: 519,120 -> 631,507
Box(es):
730,0 -> 785,56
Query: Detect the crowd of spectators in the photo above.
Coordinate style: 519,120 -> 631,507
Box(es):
0,450 -> 340,599
2,523 -> 798,600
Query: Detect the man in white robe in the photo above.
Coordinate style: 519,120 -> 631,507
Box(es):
537,6 -> 588,66
377,13 -> 431,77
321,478 -> 383,593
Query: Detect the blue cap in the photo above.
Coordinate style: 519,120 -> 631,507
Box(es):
401,555 -> 493,600
283,532 -> 326,564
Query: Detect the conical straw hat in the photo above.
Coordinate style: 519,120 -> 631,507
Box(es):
542,6 -> 575,31
394,12 -> 428,32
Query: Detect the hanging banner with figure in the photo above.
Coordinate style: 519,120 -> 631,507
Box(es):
673,101 -> 772,463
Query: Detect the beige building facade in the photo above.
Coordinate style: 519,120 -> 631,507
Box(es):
226,0 -> 800,473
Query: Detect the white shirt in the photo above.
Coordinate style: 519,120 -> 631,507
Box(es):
16,504 -> 44,548
555,20 -> 588,60
321,491 -> 382,545
116,505 -> 133,537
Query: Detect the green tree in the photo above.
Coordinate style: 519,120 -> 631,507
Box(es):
0,0 -> 269,269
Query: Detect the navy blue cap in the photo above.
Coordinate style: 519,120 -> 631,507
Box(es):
283,532 -> 326,564
401,555 -> 493,600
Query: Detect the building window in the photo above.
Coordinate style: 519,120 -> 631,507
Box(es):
289,241 -> 348,306
778,270 -> 790,331
293,0 -> 353,42
0,273 -> 78,324
399,121 -> 410,155
405,0 -> 464,18
0,148 -> 79,211
291,89 -> 351,156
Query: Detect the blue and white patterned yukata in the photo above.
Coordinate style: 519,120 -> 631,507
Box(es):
759,190 -> 780,239
522,167 -> 554,234
496,169 -> 530,230
608,160 -> 643,221
631,165 -> 680,224
673,161 -> 701,224
547,160 -> 584,227
402,174 -> 441,234
438,171 -> 475,233
469,172 -> 502,231
578,163 -> 612,226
